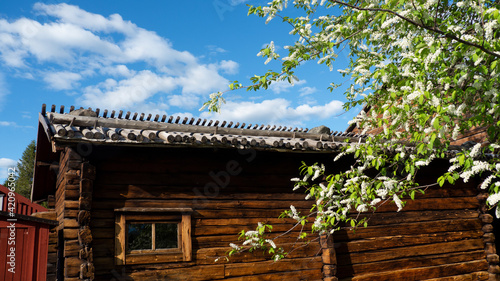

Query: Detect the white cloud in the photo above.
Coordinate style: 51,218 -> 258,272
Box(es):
80,71 -> 177,109
0,158 -> 17,182
21,111 -> 32,119
229,0 -> 250,5
0,121 -> 16,126
177,64 -> 229,95
269,79 -> 306,94
200,98 -> 344,126
133,102 -> 169,117
206,45 -> 227,54
299,86 -> 317,96
0,121 -> 34,129
0,3 -> 235,113
168,94 -> 200,109
171,112 -> 194,120
100,65 -> 136,78
44,71 -> 82,90
0,72 -> 9,110
218,60 -> 239,75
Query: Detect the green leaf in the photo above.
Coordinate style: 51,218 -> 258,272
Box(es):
437,176 -> 445,187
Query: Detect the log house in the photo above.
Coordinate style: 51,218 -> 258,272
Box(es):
32,104 -> 497,280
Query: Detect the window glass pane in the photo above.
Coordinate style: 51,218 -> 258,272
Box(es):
127,223 -> 152,251
155,223 -> 178,249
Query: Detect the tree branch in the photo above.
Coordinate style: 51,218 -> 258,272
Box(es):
330,0 -> 500,59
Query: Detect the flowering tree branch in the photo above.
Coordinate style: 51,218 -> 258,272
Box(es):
331,0 -> 500,59
202,0 -> 500,261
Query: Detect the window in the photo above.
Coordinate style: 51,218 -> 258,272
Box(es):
114,208 -> 192,265
127,222 -> 179,251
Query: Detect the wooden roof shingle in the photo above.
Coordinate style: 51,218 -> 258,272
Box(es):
39,104 -> 367,152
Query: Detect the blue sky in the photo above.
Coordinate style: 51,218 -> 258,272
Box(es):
0,0 -> 357,182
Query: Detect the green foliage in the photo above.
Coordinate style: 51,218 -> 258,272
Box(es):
222,222 -> 287,262
205,0 -> 500,261
4,140 -> 36,199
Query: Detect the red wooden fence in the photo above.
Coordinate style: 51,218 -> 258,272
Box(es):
0,184 -> 55,281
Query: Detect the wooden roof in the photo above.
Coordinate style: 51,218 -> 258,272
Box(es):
38,104 -> 366,152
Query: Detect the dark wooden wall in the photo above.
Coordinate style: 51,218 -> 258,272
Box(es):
85,145 -> 334,281
332,161 -> 492,280
51,144 -> 495,281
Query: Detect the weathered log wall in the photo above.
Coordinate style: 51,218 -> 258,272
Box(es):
85,146 -> 330,281
51,145 -> 495,281
54,147 -> 96,281
332,161 -> 491,280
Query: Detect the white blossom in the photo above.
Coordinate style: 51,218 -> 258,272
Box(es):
246,230 -> 259,237
265,239 -> 277,248
393,194 -> 403,212
370,198 -> 382,206
487,192 -> 500,206
376,188 -> 388,199
480,175 -> 495,190
289,205 -> 300,221
356,204 -> 368,213
230,243 -> 241,250
470,143 -> 482,158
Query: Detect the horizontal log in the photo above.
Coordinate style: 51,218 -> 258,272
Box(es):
55,187 -> 79,205
337,239 -> 485,265
64,228 -> 79,240
224,257 -> 322,277
63,219 -> 79,228
194,217 -> 300,227
91,222 -> 316,239
125,252 -> 184,264
192,222 -> 313,236
193,231 -> 319,248
90,208 -> 297,220
337,250 -> 486,278
32,210 -> 57,221
64,239 -> 80,257
92,184 -> 306,200
94,172 -> 304,188
334,218 -> 483,241
64,257 -> 82,278
342,260 -> 488,281
335,230 -> 484,253
63,200 -> 79,210
127,264 -> 225,281
90,184 -> 479,205
93,256 -> 197,275
91,199 -> 313,210
422,271 -> 489,281
487,254 -> 499,264
480,214 -> 494,223
223,269 -> 323,281
93,155 -> 308,175
375,197 -> 479,213
404,184 -> 478,198
194,243 -> 322,265
91,238 -> 322,264
353,209 -> 478,227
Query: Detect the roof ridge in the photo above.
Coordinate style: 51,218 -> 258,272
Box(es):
41,104 -> 312,133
